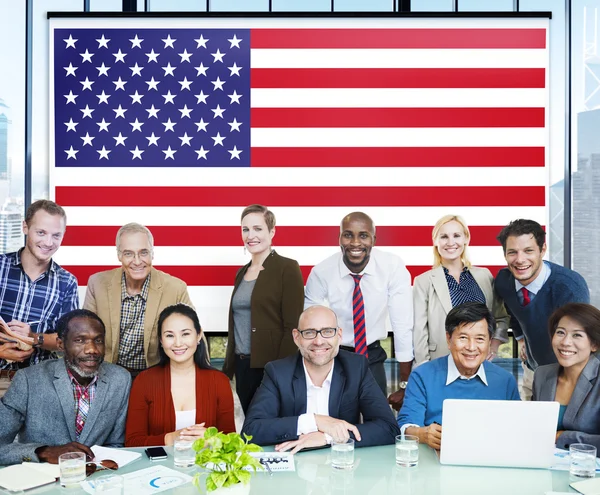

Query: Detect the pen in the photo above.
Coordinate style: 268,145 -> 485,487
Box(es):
261,459 -> 273,476
27,321 -> 41,326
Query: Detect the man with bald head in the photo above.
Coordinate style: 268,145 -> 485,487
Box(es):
305,212 -> 413,410
242,306 -> 399,452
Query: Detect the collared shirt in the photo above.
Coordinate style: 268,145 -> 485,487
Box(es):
117,273 -> 150,370
305,248 -> 414,362
445,354 -> 488,386
515,260 -> 552,304
67,368 -> 98,439
297,360 -> 335,436
0,250 -> 79,370
443,266 -> 486,308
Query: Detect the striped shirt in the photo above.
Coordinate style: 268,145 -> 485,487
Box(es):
0,250 -> 79,369
117,273 -> 150,370
443,266 -> 486,308
67,368 -> 98,439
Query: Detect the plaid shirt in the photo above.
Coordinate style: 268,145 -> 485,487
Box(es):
67,368 -> 98,439
117,273 -> 150,370
0,250 -> 79,370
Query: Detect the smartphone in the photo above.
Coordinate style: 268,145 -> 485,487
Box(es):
145,447 -> 168,461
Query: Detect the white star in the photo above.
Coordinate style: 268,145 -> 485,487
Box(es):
130,90 -> 143,104
178,105 -> 193,118
113,49 -> 127,63
130,118 -> 144,132
195,146 -> 209,159
211,49 -> 225,63
228,62 -> 242,77
162,118 -> 176,132
113,105 -> 127,118
228,145 -> 243,160
81,133 -> 95,146
145,77 -> 160,91
178,49 -> 193,63
228,90 -> 242,104
80,49 -> 94,63
112,77 -> 127,91
194,34 -> 209,48
97,146 -> 111,159
162,146 -> 177,159
211,132 -> 226,146
179,133 -> 193,146
162,90 -> 176,104
195,91 -> 209,104
114,132 -> 127,146
64,118 -> 78,132
162,63 -> 176,76
130,146 -> 144,159
130,34 -> 143,48
96,34 -> 110,48
65,146 -> 79,160
162,34 -> 176,48
80,105 -> 94,118
228,34 -> 243,48
80,77 -> 94,91
96,63 -> 110,76
96,91 -> 110,104
64,35 -> 77,48
97,119 -> 111,132
146,133 -> 160,146
146,49 -> 159,63
211,77 -> 225,91
195,62 -> 208,76
129,63 -> 143,76
64,91 -> 78,104
195,118 -> 209,132
64,63 -> 78,77
146,105 -> 160,118
228,118 -> 242,132
177,77 -> 191,91
211,104 -> 225,119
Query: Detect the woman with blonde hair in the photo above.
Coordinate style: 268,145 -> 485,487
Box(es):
413,215 -> 509,365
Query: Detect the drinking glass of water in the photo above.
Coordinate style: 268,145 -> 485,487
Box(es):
59,451 -> 87,487
570,443 -> 597,478
174,436 -> 196,468
395,434 -> 419,467
331,438 -> 355,470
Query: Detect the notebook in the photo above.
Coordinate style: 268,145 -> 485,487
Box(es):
0,463 -> 59,491
570,477 -> 600,495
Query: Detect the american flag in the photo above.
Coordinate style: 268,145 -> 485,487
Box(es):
50,18 -> 549,332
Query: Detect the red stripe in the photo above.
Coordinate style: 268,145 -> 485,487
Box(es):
251,147 -> 545,167
251,108 -> 545,128
55,186 -> 544,207
251,68 -> 546,89
250,28 -> 547,49
66,265 -> 505,286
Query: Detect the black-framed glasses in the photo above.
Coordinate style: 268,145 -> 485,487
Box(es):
298,327 -> 338,340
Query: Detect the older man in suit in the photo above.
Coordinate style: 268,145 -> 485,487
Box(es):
84,223 -> 192,377
242,306 -> 399,453
0,309 -> 131,465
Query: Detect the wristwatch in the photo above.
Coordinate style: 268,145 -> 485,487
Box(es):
33,334 -> 44,348
399,381 -> 408,390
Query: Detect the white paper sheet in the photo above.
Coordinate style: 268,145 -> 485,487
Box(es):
91,445 -> 142,468
81,465 -> 193,494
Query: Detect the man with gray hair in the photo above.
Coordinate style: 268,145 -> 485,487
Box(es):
83,223 -> 192,376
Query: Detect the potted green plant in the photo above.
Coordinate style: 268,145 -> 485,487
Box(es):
192,427 -> 263,494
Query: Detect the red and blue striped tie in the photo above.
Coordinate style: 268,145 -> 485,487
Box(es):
352,274 -> 368,358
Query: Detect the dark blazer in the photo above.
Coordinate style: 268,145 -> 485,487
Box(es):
533,355 -> 600,450
242,350 -> 400,447
223,250 -> 304,378
0,359 -> 131,465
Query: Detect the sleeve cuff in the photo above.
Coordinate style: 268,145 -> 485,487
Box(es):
297,413 -> 318,436
400,424 -> 420,437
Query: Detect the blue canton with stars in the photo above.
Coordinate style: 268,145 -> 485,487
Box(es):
54,29 -> 251,167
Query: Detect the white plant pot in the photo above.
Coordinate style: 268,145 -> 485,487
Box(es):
211,482 -> 251,495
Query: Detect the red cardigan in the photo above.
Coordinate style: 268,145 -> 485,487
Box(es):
125,364 -> 236,447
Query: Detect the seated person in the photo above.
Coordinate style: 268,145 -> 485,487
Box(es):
398,302 -> 520,450
242,305 -> 399,453
125,304 -> 235,447
0,309 -> 131,465
533,303 -> 600,450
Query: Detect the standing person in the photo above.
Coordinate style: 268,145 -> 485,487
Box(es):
125,304 -> 235,447
83,223 -> 192,378
413,215 -> 509,366
0,200 -> 79,398
495,219 -> 589,400
304,212 -> 413,410
222,205 -> 304,414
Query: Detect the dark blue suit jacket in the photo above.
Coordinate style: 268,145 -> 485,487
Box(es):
242,350 -> 399,447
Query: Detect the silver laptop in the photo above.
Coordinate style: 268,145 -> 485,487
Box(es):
440,399 -> 559,469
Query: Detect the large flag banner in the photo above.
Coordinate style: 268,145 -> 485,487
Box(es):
49,16 -> 550,332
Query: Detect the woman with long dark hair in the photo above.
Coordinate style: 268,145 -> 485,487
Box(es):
125,304 -> 235,446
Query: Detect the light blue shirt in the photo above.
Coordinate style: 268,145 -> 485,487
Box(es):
445,355 -> 488,386
515,260 -> 552,304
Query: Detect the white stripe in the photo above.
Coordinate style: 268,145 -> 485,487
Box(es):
251,88 -> 547,109
251,128 -> 547,147
251,48 -> 547,69
56,245 -> 508,267
53,167 -> 545,187
62,206 -> 546,227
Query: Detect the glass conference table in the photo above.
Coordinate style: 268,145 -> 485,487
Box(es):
3,444 -> 587,495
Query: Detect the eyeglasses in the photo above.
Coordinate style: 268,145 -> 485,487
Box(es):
119,250 -> 151,261
86,459 -> 118,477
298,327 -> 338,340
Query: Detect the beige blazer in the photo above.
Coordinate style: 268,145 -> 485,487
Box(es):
412,265 -> 509,365
83,267 -> 192,367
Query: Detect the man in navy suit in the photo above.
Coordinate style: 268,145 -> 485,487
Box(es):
242,306 -> 399,453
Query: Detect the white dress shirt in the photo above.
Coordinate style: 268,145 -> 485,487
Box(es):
296,360 -> 335,436
304,248 -> 414,362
